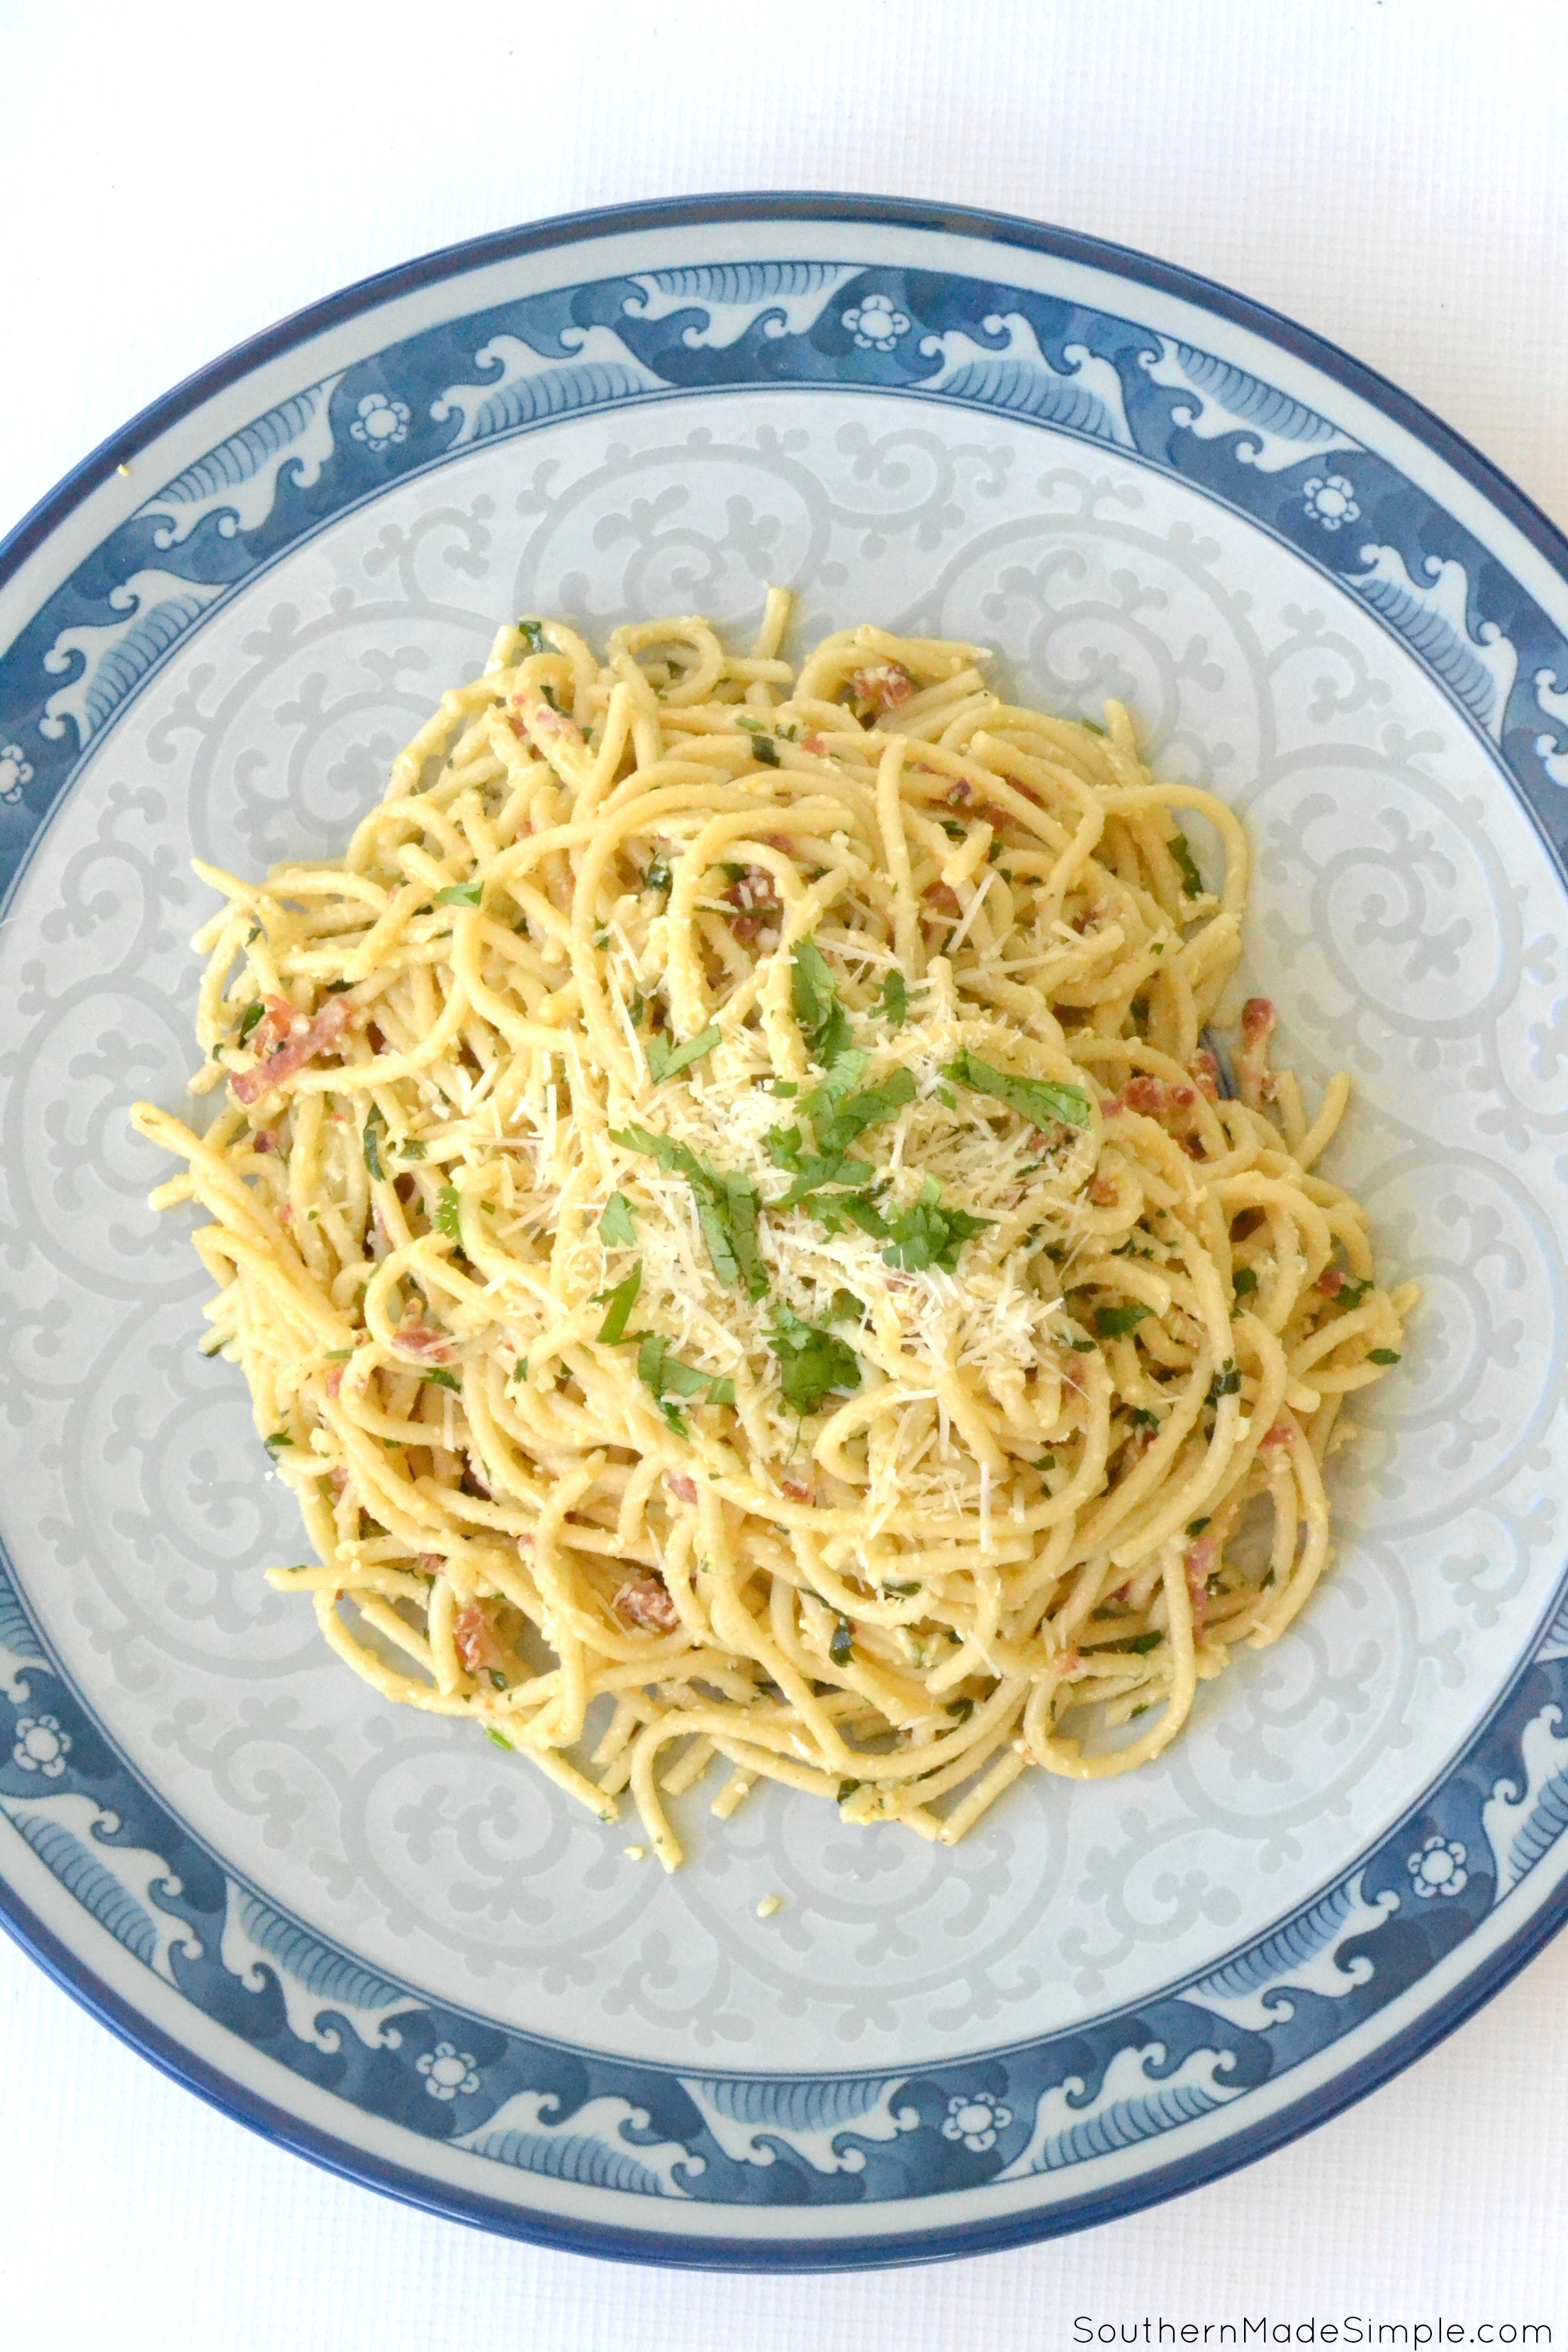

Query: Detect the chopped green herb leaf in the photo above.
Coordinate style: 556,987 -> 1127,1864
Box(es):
1367,1348 -> 1401,1365
486,1727 -> 515,1750
1232,1267 -> 1259,1297
324,1348 -> 353,1362
512,1357 -> 529,1385
1169,831 -> 1205,898
1336,1276 -> 1375,1309
770,1080 -> 798,1097
264,1430 -> 293,1450
1033,1454 -> 1058,1471
646,1024 -> 721,1084
791,936 -> 854,1068
644,854 -> 673,897
396,1137 -> 427,1161
883,1579 -> 922,1596
435,880 -> 483,908
610,1124 -> 770,1300
946,1696 -> 975,1721
1205,1360 -> 1243,1404
435,1186 -> 464,1242
1187,1516 -> 1212,1537
946,1049 -> 1092,1133
837,1779 -> 863,1803
422,1368 -> 461,1392
879,968 -> 912,1026
769,1306 -> 861,1416
245,923 -> 262,946
1096,1301 -> 1153,1339
595,1261 -> 643,1344
1128,1409 -> 1160,1430
829,1616 -> 853,1665
751,734 -> 780,767
515,618 -> 545,654
1124,1630 -> 1165,1654
237,999 -> 265,1045
362,1104 -> 388,1182
880,1197 -> 993,1274
1066,1336 -> 1098,1354
600,1191 -> 637,1248
827,1288 -> 863,1324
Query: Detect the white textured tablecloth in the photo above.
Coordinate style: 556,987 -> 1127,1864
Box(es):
3,4 -> 1566,2342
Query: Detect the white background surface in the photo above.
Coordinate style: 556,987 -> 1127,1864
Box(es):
2,1 -> 1566,2343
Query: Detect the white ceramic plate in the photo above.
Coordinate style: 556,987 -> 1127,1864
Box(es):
4,194 -> 1568,2268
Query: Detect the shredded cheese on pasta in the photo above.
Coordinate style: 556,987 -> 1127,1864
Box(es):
131,595 -> 1412,1869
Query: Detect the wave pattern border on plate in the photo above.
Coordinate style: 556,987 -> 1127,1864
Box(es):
4,220 -> 1568,2231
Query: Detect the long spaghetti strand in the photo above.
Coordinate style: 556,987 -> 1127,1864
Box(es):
132,601 -> 1411,1867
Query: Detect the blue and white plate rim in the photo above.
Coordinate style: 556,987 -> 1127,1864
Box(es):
3,189 -> 1568,2270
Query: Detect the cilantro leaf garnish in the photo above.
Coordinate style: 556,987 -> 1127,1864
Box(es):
1232,1266 -> 1259,1297
610,1124 -> 770,1300
515,618 -> 546,653
791,936 -> 854,1067
751,734 -> 780,767
768,1306 -> 861,1416
646,1024 -> 721,1084
435,1185 -> 463,1242
1367,1348 -> 1401,1365
635,1332 -> 732,1429
1205,1360 -> 1242,1404
422,1367 -> 461,1392
644,854 -> 673,897
1122,1630 -> 1165,1654
362,1103 -> 388,1182
236,999 -> 265,1044
1095,1301 -> 1153,1339
878,1197 -> 993,1273
878,969 -> 913,1026
263,1430 -> 293,1450
435,880 -> 483,907
1168,831 -> 1205,898
829,1617 -> 853,1665
594,1261 -> 642,1344
944,1049 -> 1092,1133
600,1191 -> 637,1248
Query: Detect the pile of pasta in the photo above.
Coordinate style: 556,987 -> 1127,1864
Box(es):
133,595 -> 1412,1868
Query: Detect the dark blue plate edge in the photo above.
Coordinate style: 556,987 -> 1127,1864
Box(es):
1,186 -> 1564,2270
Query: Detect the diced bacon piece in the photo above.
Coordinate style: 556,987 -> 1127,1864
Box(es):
1260,1421 -> 1294,1452
1187,1533 -> 1219,1628
454,1602 -> 506,1674
233,994 -> 354,1105
326,1364 -> 345,1398
666,1472 -> 698,1504
800,732 -> 828,755
781,1479 -> 814,1504
1123,1075 -> 1171,1116
922,880 -> 963,931
614,1575 -> 679,1633
328,1467 -> 349,1500
252,1129 -> 277,1155
1190,1048 -> 1221,1103
977,805 -> 1012,831
1238,996 -> 1279,1107
419,1552 -> 444,1572
947,780 -> 972,805
1318,1267 -> 1347,1297
849,660 -> 917,711
276,1203 -> 293,1226
725,866 -> 782,943
1087,1172 -> 1119,1206
393,1317 -> 454,1366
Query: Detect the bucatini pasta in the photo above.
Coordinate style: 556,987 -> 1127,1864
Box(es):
131,594 -> 1411,1869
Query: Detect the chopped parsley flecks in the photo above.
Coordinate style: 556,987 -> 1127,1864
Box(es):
768,1306 -> 861,1416
362,1103 -> 388,1182
646,1024 -> 721,1085
791,936 -> 854,1069
1095,1301 -> 1153,1339
1168,831 -> 1206,899
599,1191 -> 637,1248
944,1050 -> 1092,1133
594,1262 -> 643,1345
